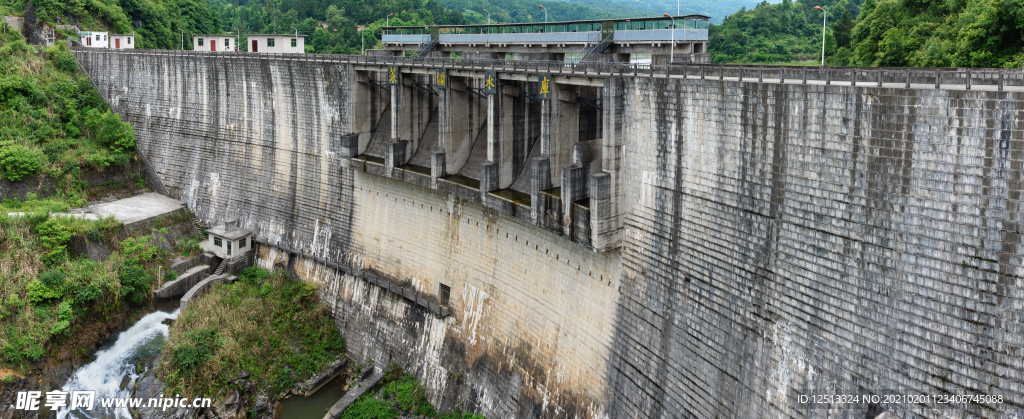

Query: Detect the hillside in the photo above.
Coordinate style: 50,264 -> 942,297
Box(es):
602,0 -> 777,23
710,0 -> 1024,67
1,0 -> 220,49
709,0 -> 862,64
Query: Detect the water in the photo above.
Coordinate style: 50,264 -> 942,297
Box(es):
57,306 -> 179,419
276,374 -> 351,419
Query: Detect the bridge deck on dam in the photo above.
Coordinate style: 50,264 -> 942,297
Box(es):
74,47 -> 1024,419
77,49 -> 1024,92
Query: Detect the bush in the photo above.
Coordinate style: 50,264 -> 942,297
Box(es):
84,109 -> 136,153
26,278 -> 63,303
50,300 -> 73,336
48,44 -> 78,73
119,236 -> 158,266
0,142 -> 47,181
239,266 -> 271,285
73,283 -> 100,307
33,218 -> 74,264
174,237 -> 203,257
340,395 -> 399,419
118,264 -> 154,304
170,328 -> 219,373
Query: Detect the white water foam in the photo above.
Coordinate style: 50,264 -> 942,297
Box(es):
57,309 -> 179,419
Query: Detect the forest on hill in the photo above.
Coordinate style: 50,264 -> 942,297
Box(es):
1,0 -> 221,49
709,0 -> 1024,68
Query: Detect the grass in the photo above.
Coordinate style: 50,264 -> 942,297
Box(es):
159,267 -> 346,399
0,211 -> 173,367
342,365 -> 485,419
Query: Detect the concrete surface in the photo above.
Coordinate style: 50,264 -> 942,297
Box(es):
89,192 -> 184,225
77,50 -> 1024,419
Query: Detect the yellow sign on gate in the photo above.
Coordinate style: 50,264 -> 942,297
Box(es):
483,71 -> 497,94
388,66 -> 399,85
436,69 -> 447,89
538,75 -> 551,100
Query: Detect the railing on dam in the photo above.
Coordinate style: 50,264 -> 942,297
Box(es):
74,48 -> 1024,91
381,15 -> 710,44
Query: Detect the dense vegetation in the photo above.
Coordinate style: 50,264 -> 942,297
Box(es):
0,3 -> 203,372
160,266 -> 347,397
709,0 -> 862,64
710,0 -> 1024,67
342,365 -> 483,419
601,0 -> 772,24
1,0 -> 221,49
0,27 -> 138,194
209,0 -> 468,54
0,210 -> 200,367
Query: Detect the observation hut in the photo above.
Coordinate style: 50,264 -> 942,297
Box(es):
205,221 -> 253,262
193,34 -> 235,52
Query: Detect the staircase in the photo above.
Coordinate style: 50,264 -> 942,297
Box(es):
188,210 -> 207,237
580,33 -> 613,62
212,259 -> 226,275
414,36 -> 439,57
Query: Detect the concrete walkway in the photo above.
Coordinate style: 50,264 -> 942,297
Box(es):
7,193 -> 184,226
323,371 -> 384,419
89,193 -> 184,224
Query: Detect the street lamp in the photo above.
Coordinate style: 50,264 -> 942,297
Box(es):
178,27 -> 183,50
386,13 -> 393,27
291,26 -> 298,53
814,6 -> 826,66
233,27 -> 239,51
663,13 -> 674,65
360,25 -> 365,55
539,5 -> 547,23
483,9 -> 490,25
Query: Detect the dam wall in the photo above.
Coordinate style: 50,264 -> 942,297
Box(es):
75,50 -> 1024,419
606,77 -> 1024,419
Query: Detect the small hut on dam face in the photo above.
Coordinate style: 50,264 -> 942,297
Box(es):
205,221 -> 252,262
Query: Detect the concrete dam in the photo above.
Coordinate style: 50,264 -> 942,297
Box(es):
74,49 -> 1024,419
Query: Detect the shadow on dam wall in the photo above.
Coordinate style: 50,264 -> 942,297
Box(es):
74,49 -> 1024,419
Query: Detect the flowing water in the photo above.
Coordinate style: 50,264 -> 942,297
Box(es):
56,305 -> 179,419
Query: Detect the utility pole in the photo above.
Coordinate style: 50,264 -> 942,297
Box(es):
663,13 -> 674,64
815,6 -> 826,66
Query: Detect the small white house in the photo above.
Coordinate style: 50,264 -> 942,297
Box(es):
109,34 -> 135,49
79,31 -> 108,48
204,221 -> 253,262
247,34 -> 305,54
193,34 -> 235,52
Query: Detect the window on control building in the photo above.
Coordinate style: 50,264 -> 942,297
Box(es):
198,38 -> 204,46
239,237 -> 247,249
224,39 -> 229,47
291,38 -> 296,47
127,37 -> 131,44
95,34 -> 100,40
214,237 -> 222,247
268,38 -> 275,47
